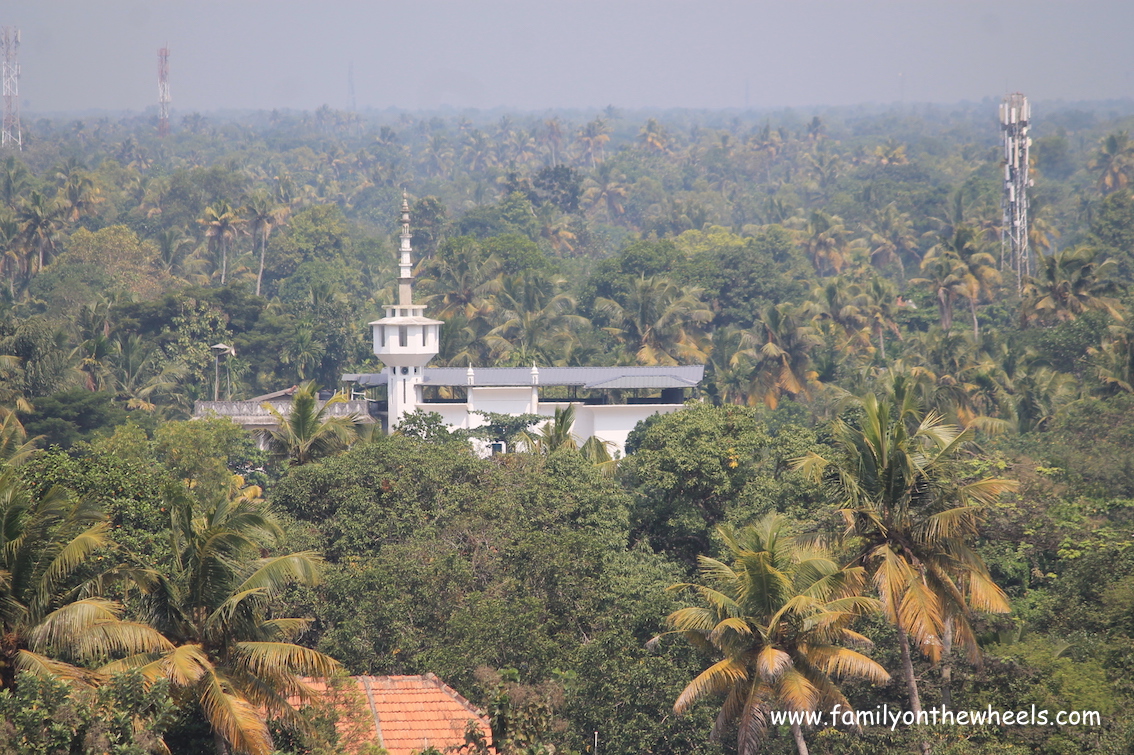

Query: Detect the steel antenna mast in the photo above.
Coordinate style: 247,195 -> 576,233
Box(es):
158,46 -> 171,137
1000,93 -> 1032,292
1,27 -> 21,150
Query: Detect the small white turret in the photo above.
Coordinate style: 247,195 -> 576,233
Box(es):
369,193 -> 444,427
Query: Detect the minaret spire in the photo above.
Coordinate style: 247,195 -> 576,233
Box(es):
398,191 -> 414,306
369,192 -> 443,429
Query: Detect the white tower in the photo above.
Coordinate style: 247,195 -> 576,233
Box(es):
369,194 -> 443,428
1000,93 -> 1031,292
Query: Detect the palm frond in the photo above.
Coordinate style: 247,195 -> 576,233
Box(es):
200,670 -> 273,755
233,641 -> 339,679
674,658 -> 748,714
755,646 -> 792,682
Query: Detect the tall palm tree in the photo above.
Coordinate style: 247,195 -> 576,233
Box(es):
484,271 -> 586,365
262,382 -> 358,466
0,469 -> 168,691
864,203 -> 919,276
17,191 -> 64,275
199,201 -> 242,286
243,192 -> 289,296
861,277 -> 904,360
805,279 -> 869,348
0,156 -> 30,209
543,118 -> 564,166
793,387 -> 1016,724
801,211 -> 853,276
910,251 -> 967,331
667,515 -> 889,755
1021,245 -> 1124,325
1089,324 -> 1134,396
112,482 -> 338,755
933,226 -> 1001,337
748,303 -> 821,409
420,240 -> 503,322
55,165 -> 101,223
0,208 -> 21,292
638,118 -> 668,153
582,162 -> 628,220
576,119 -> 610,168
460,130 -> 496,173
595,276 -> 712,366
706,326 -> 759,406
111,334 -> 186,412
1089,131 -> 1133,195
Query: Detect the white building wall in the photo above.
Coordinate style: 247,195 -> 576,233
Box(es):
418,397 -> 685,457
466,386 -> 537,416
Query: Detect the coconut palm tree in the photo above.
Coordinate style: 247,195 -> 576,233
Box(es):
420,240 -> 503,322
155,227 -> 197,280
576,119 -> 610,168
199,201 -> 242,286
0,208 -> 19,292
111,334 -> 186,412
542,118 -> 564,167
639,118 -> 668,153
864,203 -> 919,276
17,191 -> 64,275
793,387 -> 1016,723
244,192 -> 289,296
861,277 -> 904,360
484,271 -> 586,365
801,211 -> 853,276
1021,245 -> 1124,325
748,303 -> 821,409
934,226 -> 1001,338
582,162 -> 629,220
55,165 -> 101,223
0,156 -> 30,209
1089,131 -> 1133,195
805,279 -> 869,349
667,514 -> 888,755
262,382 -> 358,466
518,404 -> 579,454
910,251 -> 967,331
111,482 -> 338,755
595,276 -> 712,366
706,326 -> 759,406
1089,324 -> 1134,396
0,469 -> 168,691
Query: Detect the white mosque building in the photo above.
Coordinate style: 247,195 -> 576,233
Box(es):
342,197 -> 703,455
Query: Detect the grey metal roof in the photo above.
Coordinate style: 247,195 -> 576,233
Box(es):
342,372 -> 388,387
583,375 -> 699,389
342,365 -> 704,389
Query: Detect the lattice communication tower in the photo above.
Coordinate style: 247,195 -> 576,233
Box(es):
158,46 -> 170,137
347,60 -> 356,112
1,27 -> 20,150
1000,93 -> 1031,291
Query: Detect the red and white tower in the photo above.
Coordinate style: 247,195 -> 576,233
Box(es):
158,46 -> 170,137
1,27 -> 21,150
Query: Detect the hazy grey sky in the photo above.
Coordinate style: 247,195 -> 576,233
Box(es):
6,1 -> 1133,114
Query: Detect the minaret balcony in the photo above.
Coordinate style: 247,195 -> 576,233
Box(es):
369,313 -> 443,369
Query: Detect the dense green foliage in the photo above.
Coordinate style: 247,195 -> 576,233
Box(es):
0,672 -> 173,755
0,100 -> 1133,754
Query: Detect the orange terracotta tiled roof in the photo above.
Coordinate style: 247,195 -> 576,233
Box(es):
295,674 -> 491,755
